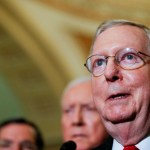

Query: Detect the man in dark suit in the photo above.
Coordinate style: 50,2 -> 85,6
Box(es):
84,20 -> 150,149
92,136 -> 113,150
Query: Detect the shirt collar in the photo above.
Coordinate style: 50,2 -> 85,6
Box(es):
112,135 -> 150,150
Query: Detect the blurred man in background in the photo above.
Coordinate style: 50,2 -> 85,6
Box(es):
0,117 -> 44,150
61,77 -> 110,150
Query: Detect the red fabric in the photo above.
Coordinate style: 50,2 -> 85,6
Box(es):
123,146 -> 139,150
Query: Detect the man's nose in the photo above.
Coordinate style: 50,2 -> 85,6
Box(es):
72,108 -> 84,126
104,57 -> 122,82
11,145 -> 22,150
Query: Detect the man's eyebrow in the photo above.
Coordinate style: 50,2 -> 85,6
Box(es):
21,140 -> 35,144
63,104 -> 75,109
82,103 -> 95,107
0,139 -> 13,144
21,140 -> 37,149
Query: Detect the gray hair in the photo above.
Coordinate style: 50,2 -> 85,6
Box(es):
90,19 -> 150,53
61,76 -> 91,104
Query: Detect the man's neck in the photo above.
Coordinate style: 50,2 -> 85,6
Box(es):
106,121 -> 148,146
112,135 -> 150,150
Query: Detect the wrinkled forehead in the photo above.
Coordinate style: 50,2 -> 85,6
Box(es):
0,124 -> 35,138
92,25 -> 149,55
61,83 -> 93,107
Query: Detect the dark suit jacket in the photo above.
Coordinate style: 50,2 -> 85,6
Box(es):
92,136 -> 113,150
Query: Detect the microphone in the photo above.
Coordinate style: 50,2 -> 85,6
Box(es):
60,140 -> 76,150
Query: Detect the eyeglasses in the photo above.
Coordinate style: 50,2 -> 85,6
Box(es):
84,48 -> 150,77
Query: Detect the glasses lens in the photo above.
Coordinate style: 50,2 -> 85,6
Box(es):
85,48 -> 147,76
116,48 -> 144,69
87,55 -> 106,76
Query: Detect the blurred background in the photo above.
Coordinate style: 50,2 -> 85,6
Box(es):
0,0 -> 150,149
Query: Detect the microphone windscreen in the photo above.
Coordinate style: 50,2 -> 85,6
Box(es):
60,140 -> 76,150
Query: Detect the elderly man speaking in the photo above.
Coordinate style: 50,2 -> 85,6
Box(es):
84,19 -> 150,150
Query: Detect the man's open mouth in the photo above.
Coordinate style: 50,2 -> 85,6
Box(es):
73,134 -> 86,138
107,93 -> 130,100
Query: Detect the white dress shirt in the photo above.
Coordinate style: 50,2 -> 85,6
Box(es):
112,135 -> 150,150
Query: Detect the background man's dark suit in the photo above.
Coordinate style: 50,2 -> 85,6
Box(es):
92,136 -> 113,150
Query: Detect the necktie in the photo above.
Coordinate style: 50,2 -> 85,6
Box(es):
123,146 -> 139,150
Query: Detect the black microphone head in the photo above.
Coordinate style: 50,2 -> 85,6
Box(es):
60,140 -> 76,150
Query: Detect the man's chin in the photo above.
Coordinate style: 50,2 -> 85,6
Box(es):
105,112 -> 136,124
74,137 -> 87,143
76,143 -> 90,150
